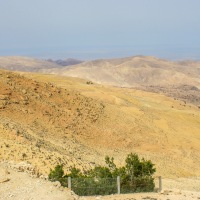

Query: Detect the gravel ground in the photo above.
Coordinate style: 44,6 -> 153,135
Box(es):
79,191 -> 200,200
0,165 -> 78,200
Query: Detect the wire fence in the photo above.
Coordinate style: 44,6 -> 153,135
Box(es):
68,176 -> 161,196
120,176 -> 157,194
71,177 -> 117,196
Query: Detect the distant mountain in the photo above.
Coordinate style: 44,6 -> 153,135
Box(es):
1,55 -> 199,106
47,58 -> 83,66
0,56 -> 83,72
45,55 -> 200,88
0,56 -> 61,72
2,56 -> 199,88
43,55 -> 200,106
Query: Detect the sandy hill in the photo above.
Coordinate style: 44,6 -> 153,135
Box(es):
0,56 -> 62,72
1,69 -> 200,179
0,69 -> 105,175
43,56 -> 200,106
45,56 -> 200,87
2,56 -> 200,88
1,56 -> 200,106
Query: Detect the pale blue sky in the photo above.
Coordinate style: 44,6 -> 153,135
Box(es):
0,0 -> 200,60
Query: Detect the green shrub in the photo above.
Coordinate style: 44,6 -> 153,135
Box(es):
48,164 -> 64,181
48,153 -> 156,196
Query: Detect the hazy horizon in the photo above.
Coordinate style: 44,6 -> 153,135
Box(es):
3,48 -> 200,61
2,45 -> 200,61
1,0 -> 200,61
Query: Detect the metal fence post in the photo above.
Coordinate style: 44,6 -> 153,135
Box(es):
159,176 -> 162,192
117,176 -> 120,194
68,177 -> 71,189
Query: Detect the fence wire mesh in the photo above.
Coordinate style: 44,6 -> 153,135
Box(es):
120,176 -> 156,194
70,176 -> 160,196
71,177 -> 117,196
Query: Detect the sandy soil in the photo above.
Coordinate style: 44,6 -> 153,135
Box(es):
0,164 -> 77,200
80,191 -> 200,200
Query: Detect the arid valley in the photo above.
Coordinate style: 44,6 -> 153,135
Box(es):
0,56 -> 200,199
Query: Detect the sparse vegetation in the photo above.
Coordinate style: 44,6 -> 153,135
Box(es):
1,68 -> 200,182
86,81 -> 93,85
49,153 -> 156,196
49,164 -> 64,181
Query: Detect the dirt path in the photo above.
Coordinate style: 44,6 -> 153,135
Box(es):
0,164 -> 77,200
79,191 -> 200,200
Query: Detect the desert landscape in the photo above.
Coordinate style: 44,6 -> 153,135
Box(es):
1,0 -> 200,198
0,55 -> 200,199
1,55 -> 199,106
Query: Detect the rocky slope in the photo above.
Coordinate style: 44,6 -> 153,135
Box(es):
0,69 -> 105,174
1,69 -> 200,178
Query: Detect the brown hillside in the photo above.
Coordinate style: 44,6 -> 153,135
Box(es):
0,69 -> 106,174
1,56 -> 200,106
1,69 -> 200,178
45,56 -> 200,88
43,56 -> 200,106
